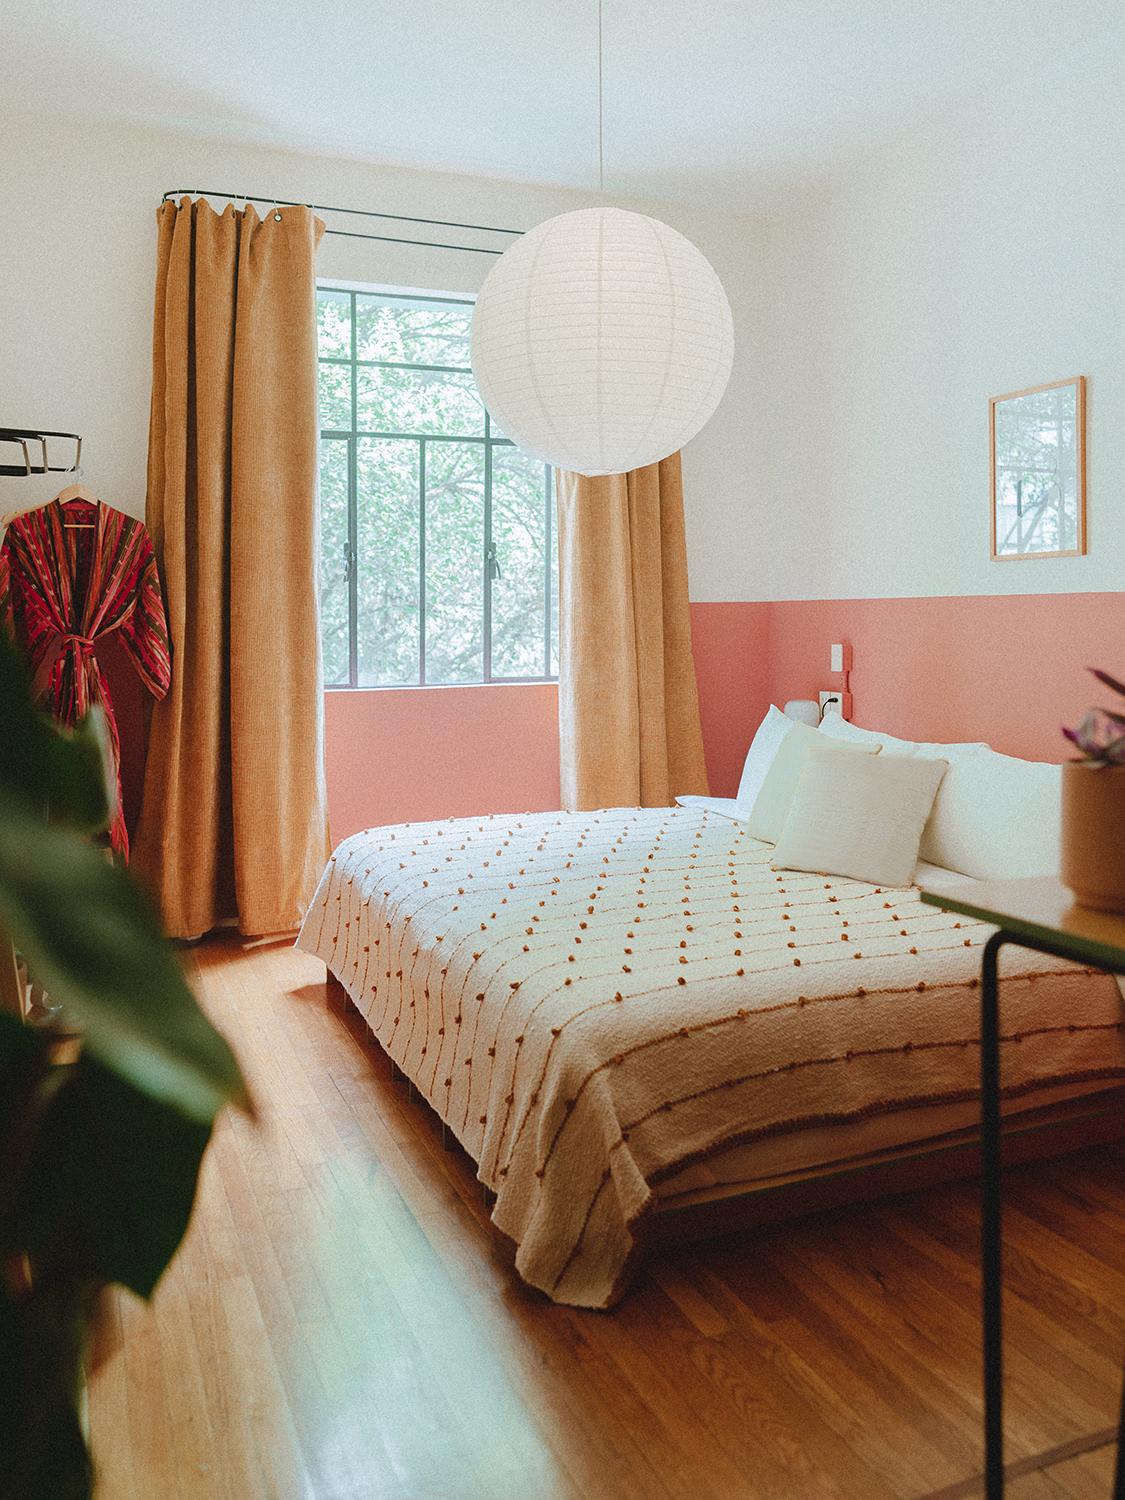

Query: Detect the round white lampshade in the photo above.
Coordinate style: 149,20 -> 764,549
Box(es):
470,207 -> 734,477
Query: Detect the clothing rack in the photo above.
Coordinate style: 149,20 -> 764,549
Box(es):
0,428 -> 82,478
161,191 -> 524,256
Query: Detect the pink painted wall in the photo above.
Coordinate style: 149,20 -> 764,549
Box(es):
320,606 -> 771,836
689,601 -> 772,797
117,591 -> 1125,854
323,683 -> 562,844
322,592 -> 1124,834
765,593 -> 1125,764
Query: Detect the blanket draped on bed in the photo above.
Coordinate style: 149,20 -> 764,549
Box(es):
297,808 -> 1125,1308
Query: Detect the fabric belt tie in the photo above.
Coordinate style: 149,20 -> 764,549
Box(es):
61,634 -> 96,653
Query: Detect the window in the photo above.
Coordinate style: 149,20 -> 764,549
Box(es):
316,284 -> 559,687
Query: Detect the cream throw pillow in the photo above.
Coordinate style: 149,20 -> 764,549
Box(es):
748,722 -> 880,844
772,744 -> 949,887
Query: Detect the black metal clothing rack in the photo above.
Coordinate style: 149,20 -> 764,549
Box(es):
160,191 -> 525,257
0,429 -> 82,479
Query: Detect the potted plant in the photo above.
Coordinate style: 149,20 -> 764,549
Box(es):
0,629 -> 247,1499
1061,667 -> 1125,912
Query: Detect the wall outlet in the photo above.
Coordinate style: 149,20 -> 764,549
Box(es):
820,690 -> 852,720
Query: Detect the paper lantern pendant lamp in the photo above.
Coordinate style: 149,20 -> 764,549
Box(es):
470,206 -> 734,477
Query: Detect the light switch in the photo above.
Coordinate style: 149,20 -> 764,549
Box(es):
830,642 -> 853,673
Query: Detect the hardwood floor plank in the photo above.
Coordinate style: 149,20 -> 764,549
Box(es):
86,1290 -> 139,1500
626,1271 -> 910,1500
682,1257 -> 960,1496
808,1213 -> 1120,1447
746,1239 -> 983,1475
1037,1443 -> 1117,1500
87,934 -> 1125,1499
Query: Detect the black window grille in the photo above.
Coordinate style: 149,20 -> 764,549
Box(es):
317,284 -> 558,688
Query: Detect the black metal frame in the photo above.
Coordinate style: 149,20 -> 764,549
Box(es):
0,428 -> 81,478
979,927 -> 1125,1499
161,191 -> 523,257
317,286 -> 557,690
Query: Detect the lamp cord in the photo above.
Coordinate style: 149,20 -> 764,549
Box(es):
598,0 -> 604,198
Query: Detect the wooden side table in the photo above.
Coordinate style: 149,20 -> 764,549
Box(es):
919,875 -> 1125,1500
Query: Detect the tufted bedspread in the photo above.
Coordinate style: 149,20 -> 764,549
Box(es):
296,807 -> 1125,1307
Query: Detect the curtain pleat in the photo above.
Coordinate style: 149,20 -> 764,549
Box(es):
556,452 -> 709,811
133,198 -> 330,938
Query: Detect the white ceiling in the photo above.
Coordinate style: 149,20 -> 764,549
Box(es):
2,0 -> 1117,210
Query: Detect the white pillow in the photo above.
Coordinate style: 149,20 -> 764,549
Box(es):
918,748 -> 1062,879
735,705 -> 801,815
819,712 -> 989,761
748,722 -> 880,845
818,713 -> 920,758
916,739 -> 991,759
772,745 -> 949,887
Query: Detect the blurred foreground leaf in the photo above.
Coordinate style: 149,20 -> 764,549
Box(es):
0,1011 -> 213,1296
0,788 -> 245,1122
0,629 -> 110,835
0,628 -> 248,1498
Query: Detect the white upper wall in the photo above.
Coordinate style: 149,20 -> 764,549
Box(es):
0,111 -> 764,603
5,9 -> 1122,607
760,15 -> 1125,601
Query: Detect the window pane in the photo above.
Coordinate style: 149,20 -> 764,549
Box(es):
356,367 -> 485,437
355,295 -> 473,367
319,362 -> 352,431
319,438 -> 350,687
317,280 -> 557,690
317,288 -> 352,358
424,442 -> 484,684
356,438 -> 421,686
490,448 -> 554,678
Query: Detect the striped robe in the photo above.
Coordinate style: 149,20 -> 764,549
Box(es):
0,496 -> 170,858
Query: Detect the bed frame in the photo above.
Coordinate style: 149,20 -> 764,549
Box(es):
332,973 -> 1125,1263
644,1083 -> 1125,1248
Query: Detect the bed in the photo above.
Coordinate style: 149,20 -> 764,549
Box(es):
296,709 -> 1125,1308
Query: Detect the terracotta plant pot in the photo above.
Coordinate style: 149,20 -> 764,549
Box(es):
1061,761 -> 1125,913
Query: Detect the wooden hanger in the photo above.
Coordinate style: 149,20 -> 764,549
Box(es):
56,483 -> 99,528
1,484 -> 101,533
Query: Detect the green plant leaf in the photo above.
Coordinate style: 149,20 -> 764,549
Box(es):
0,1273 -> 93,1500
0,789 -> 246,1124
0,1018 -> 212,1297
0,632 -> 110,836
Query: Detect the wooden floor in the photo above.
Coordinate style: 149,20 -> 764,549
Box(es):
86,932 -> 1125,1500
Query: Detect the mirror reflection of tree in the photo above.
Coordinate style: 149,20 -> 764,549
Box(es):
992,379 -> 1083,558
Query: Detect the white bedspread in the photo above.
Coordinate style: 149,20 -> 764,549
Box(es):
297,807 -> 1125,1307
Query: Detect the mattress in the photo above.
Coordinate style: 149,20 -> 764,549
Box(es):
297,806 -> 1125,1308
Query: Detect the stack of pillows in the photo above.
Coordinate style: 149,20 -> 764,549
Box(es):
682,705 -> 1061,889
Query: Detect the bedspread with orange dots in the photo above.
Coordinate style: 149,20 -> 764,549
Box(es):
298,807 -> 1125,1307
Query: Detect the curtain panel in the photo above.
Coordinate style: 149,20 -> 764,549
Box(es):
133,198 -> 330,938
556,452 -> 709,811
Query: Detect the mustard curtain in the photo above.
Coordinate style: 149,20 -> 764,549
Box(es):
133,198 -> 331,938
555,452 -> 709,811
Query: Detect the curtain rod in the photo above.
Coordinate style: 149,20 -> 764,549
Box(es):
161,190 -> 523,256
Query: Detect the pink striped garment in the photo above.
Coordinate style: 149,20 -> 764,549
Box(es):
1,497 -> 170,858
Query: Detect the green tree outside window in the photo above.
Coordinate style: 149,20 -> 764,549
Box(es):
317,286 -> 559,687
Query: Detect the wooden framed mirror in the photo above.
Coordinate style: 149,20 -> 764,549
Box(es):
990,376 -> 1086,559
